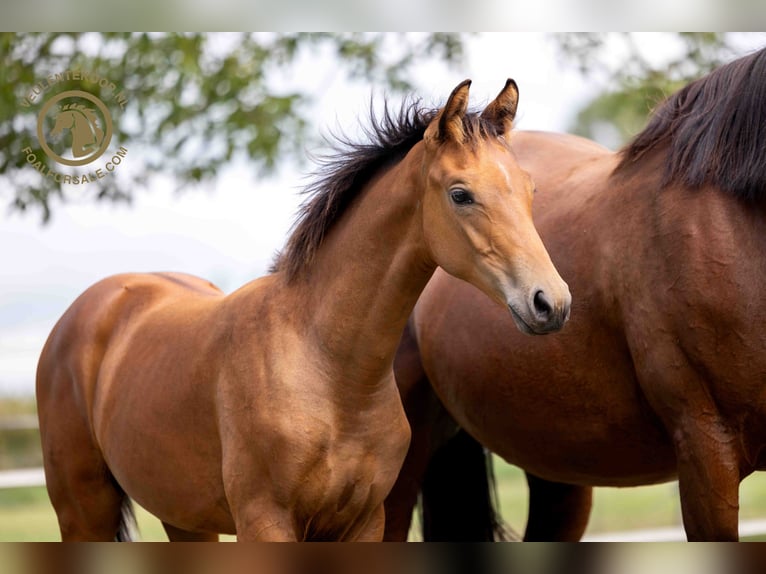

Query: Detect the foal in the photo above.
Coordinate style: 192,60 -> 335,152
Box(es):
37,79 -> 570,541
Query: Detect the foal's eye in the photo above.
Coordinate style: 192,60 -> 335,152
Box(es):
450,188 -> 474,205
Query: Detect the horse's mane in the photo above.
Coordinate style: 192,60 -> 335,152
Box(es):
615,47 -> 766,203
273,98 -> 501,281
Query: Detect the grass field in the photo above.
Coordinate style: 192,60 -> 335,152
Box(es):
492,459 -> 766,540
2,396 -> 765,541
0,486 -> 240,541
2,461 -> 766,541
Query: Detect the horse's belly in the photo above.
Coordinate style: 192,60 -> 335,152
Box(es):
92,338 -> 233,534
422,302 -> 680,487
433,363 -> 680,486
97,407 -> 235,533
485,420 -> 678,487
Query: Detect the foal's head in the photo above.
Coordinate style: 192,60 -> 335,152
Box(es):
420,79 -> 570,334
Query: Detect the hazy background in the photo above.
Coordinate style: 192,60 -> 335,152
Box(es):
0,33 -> 606,395
2,9 -> 766,557
1,32 -> 765,399
3,0 -> 766,30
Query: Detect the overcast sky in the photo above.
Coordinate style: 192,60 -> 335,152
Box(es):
2,33 -> 763,395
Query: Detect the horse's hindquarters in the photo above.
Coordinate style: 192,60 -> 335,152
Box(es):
37,273 -> 234,537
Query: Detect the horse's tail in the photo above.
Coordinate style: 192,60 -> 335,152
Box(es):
115,496 -> 137,542
420,429 -> 516,541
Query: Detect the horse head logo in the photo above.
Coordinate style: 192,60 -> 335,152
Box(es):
50,102 -> 105,159
37,89 -> 113,167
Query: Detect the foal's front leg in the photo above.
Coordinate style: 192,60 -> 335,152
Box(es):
223,461 -> 299,540
233,500 -> 298,541
347,504 -> 386,542
234,501 -> 386,541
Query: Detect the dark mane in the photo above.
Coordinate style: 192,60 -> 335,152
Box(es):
273,99 -> 501,281
615,47 -> 766,202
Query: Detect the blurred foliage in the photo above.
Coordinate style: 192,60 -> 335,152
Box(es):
0,32 -> 466,222
553,33 -> 759,148
2,33 -> 761,220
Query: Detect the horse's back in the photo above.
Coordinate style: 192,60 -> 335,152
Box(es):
510,130 -> 612,176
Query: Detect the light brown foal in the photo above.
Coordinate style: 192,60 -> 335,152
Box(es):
36,79 -> 570,541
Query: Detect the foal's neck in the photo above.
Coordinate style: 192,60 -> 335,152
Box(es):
293,144 -> 434,384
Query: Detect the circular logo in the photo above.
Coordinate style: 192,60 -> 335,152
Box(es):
36,90 -> 113,167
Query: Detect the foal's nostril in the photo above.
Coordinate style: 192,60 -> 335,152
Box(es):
533,290 -> 553,320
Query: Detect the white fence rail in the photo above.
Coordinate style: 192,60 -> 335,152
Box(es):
0,467 -> 45,489
0,415 -> 38,430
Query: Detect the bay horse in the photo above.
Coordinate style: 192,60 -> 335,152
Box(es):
385,47 -> 766,542
36,79 -> 571,541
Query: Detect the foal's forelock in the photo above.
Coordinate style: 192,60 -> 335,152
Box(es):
272,102 -> 506,281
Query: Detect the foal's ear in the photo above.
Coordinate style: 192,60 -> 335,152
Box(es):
425,79 -> 471,145
480,78 -> 519,135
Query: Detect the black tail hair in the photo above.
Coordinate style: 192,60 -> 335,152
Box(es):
420,428 -> 516,541
115,496 -> 137,541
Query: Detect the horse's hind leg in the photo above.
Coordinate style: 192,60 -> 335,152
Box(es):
38,373 -> 128,541
523,472 -> 592,541
40,423 -> 128,540
162,522 -> 219,541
